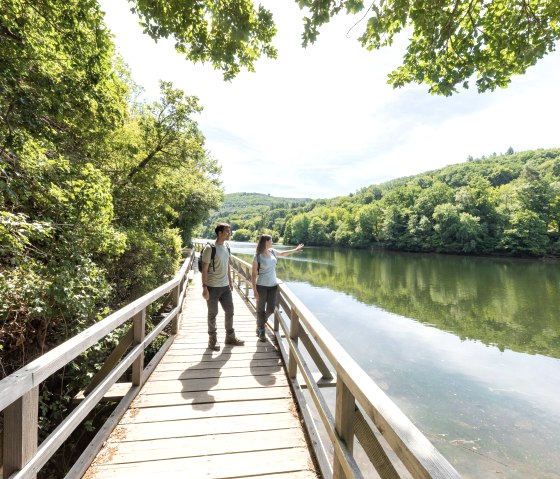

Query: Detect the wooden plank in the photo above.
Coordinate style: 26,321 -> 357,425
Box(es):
231,473 -> 317,479
131,385 -> 292,408
150,364 -> 283,381
82,328 -> 134,396
121,398 -> 293,423
111,412 -> 300,442
86,448 -> 314,479
131,309 -> 146,386
97,428 -> 306,464
162,350 -> 280,361
139,374 -> 288,395
154,357 -> 282,371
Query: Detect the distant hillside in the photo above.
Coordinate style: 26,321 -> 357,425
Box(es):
280,147 -> 560,256
196,148 -> 560,256
219,192 -> 311,210
197,193 -> 312,240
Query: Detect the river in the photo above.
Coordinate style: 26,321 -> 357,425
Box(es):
231,241 -> 560,478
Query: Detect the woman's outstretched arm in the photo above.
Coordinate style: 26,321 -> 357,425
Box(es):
276,243 -> 304,257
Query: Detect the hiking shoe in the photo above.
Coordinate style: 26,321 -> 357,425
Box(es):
225,335 -> 245,346
208,337 -> 220,351
258,330 -> 266,342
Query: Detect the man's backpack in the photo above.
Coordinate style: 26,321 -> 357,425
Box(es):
198,242 -> 230,272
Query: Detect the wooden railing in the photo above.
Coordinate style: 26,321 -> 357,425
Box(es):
0,250 -> 195,479
226,251 -> 461,479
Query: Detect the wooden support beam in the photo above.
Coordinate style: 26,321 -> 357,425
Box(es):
288,309 -> 300,379
299,327 -> 334,380
132,308 -> 146,387
354,407 -> 400,479
170,284 -> 180,334
82,328 -> 134,397
333,380 -> 356,479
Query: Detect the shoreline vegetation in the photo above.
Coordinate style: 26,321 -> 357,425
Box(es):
199,148 -> 560,259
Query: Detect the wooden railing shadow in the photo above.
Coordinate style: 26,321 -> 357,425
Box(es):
224,249 -> 462,479
0,250 -> 195,479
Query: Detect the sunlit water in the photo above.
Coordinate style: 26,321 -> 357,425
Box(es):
231,241 -> 560,478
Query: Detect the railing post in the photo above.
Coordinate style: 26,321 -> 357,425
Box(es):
288,308 -> 300,379
3,387 -> 39,479
273,288 -> 280,332
333,380 -> 356,479
131,308 -> 146,387
244,265 -> 249,297
171,283 -> 180,334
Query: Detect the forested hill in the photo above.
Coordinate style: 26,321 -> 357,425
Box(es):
205,148 -> 560,257
198,193 -> 312,240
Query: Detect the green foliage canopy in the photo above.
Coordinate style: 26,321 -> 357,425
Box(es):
130,0 -> 560,93
129,0 -> 278,80
298,0 -> 560,95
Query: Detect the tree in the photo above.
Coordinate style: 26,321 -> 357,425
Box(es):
500,209 -> 548,255
1,0 -> 127,152
103,81 -> 223,300
299,0 -> 560,95
129,0 -> 278,80
105,0 -> 560,94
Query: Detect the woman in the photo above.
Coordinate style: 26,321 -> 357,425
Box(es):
252,234 -> 304,342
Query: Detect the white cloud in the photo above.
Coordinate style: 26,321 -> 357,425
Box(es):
99,0 -> 560,199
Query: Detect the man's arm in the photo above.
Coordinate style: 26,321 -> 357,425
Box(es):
201,260 -> 210,299
228,262 -> 233,290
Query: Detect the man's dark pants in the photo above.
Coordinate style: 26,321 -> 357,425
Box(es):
207,286 -> 235,337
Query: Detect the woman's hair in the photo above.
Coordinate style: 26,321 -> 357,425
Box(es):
256,234 -> 272,254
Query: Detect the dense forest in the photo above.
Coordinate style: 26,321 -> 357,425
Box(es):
205,148 -> 560,257
1,2 -> 222,473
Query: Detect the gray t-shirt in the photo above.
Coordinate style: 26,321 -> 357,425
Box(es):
253,249 -> 278,287
202,243 -> 230,287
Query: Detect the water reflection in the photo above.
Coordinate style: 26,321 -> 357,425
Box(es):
232,243 -> 560,478
238,245 -> 560,358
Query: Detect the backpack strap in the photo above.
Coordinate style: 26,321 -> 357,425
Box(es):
204,242 -> 215,272
208,241 -> 230,272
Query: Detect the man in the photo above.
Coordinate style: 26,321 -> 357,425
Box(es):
201,223 -> 245,351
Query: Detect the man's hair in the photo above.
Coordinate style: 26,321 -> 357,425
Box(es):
215,223 -> 230,236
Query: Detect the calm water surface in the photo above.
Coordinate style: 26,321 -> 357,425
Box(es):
232,242 -> 560,478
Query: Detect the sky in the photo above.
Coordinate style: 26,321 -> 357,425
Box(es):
98,0 -> 560,199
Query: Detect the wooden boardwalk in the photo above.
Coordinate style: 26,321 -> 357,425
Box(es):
83,274 -> 319,479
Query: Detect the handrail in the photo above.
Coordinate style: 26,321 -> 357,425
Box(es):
0,250 -> 195,479
223,248 -> 461,479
